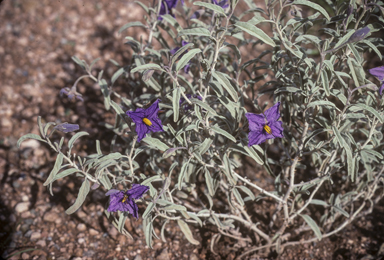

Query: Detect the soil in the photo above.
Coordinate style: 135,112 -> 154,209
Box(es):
1,0 -> 384,259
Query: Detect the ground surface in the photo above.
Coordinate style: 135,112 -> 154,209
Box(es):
1,0 -> 384,259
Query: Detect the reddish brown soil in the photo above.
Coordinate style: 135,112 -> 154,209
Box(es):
1,1 -> 384,259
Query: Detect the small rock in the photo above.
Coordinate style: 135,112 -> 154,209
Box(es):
156,248 -> 170,260
134,255 -> 143,260
15,202 -> 30,213
21,211 -> 31,218
19,139 -> 40,149
189,253 -> 199,260
77,223 -> 86,232
43,212 -> 59,222
21,253 -> 30,260
36,239 -> 46,247
30,232 -> 41,241
78,238 -> 85,244
24,230 -> 33,238
89,228 -> 99,236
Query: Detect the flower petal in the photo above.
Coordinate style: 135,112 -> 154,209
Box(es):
248,130 -> 268,146
380,83 -> 384,96
246,113 -> 265,131
269,121 -> 284,138
264,102 -> 281,123
127,184 -> 150,200
136,123 -> 150,142
369,66 -> 384,81
127,109 -> 145,124
145,99 -> 161,117
149,117 -> 164,133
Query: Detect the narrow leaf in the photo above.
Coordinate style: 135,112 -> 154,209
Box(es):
300,214 -> 322,240
177,220 -> 200,245
234,21 -> 276,47
65,178 -> 90,214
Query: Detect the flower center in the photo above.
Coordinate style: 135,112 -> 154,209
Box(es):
264,125 -> 272,135
143,117 -> 152,126
122,194 -> 129,203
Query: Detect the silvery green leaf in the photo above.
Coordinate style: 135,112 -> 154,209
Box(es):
211,125 -> 236,142
177,220 -> 200,245
142,137 -> 169,151
186,212 -> 203,227
205,169 -> 215,196
237,186 -> 256,201
111,67 -> 126,84
194,99 -> 218,116
333,205 -> 350,218
17,134 -> 46,149
71,56 -> 87,70
98,79 -> 111,110
321,70 -> 330,96
363,40 -> 382,60
307,101 -> 340,111
233,188 -> 244,206
43,153 -> 64,187
163,147 -> 187,158
222,154 -> 236,185
332,126 -> 344,148
234,21 -> 275,47
344,143 -> 355,182
178,28 -> 211,37
68,132 -> 89,154
52,168 -> 79,183
196,138 -> 213,155
141,175 -> 162,186
171,43 -> 194,65
334,29 -> 355,49
144,219 -> 153,248
163,203 -> 187,212
350,104 -> 383,123
119,21 -> 147,34
193,2 -> 226,16
224,43 -> 241,63
176,48 -> 201,72
131,63 -> 165,73
213,71 -> 238,102
178,159 -> 190,190
292,0 -> 330,20
299,214 -> 322,240
134,1 -> 149,13
99,174 -> 112,190
118,212 -> 127,233
65,179 -> 90,214
173,88 -> 181,122
309,199 -> 328,206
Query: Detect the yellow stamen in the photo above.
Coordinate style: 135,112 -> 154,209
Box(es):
143,117 -> 152,126
264,125 -> 272,134
122,194 -> 129,203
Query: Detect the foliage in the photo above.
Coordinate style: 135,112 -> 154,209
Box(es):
18,0 -> 384,257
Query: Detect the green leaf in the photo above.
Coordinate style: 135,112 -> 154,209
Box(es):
142,137 -> 169,151
111,67 -> 126,84
99,79 -> 111,110
237,186 -> 256,200
142,202 -> 155,219
173,88 -> 181,122
344,143 -> 355,182
234,21 -> 276,47
292,0 -> 330,20
176,48 -> 201,72
307,101 -> 340,111
178,160 -> 190,190
332,126 -> 344,148
131,64 -> 165,73
197,138 -> 213,155
17,134 -> 46,149
233,188 -> 244,206
118,21 -> 146,34
300,214 -> 322,240
178,28 -> 211,37
43,153 -> 64,187
68,132 -> 89,153
350,104 -> 383,123
213,71 -> 238,102
309,199 -> 329,206
177,220 -> 200,245
171,43 -> 194,65
193,1 -> 226,16
321,70 -> 330,96
118,212 -> 127,233
65,178 -> 90,214
205,169 -> 215,196
211,125 -> 237,142
52,168 -> 79,183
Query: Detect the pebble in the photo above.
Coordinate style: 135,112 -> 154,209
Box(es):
89,228 -> 99,236
30,232 -> 41,241
134,255 -> 142,260
15,202 -> 30,213
189,253 -> 199,260
78,238 -> 85,244
77,223 -> 86,232
43,211 -> 59,222
36,239 -> 47,247
156,248 -> 170,260
21,253 -> 30,260
24,230 -> 33,238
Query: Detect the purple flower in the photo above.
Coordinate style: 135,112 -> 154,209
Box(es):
126,99 -> 164,142
180,94 -> 202,111
53,123 -> 80,133
369,66 -> 384,96
245,102 -> 284,146
159,0 -> 179,20
348,26 -> 370,43
212,0 -> 229,9
106,184 -> 149,218
60,87 -> 84,102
